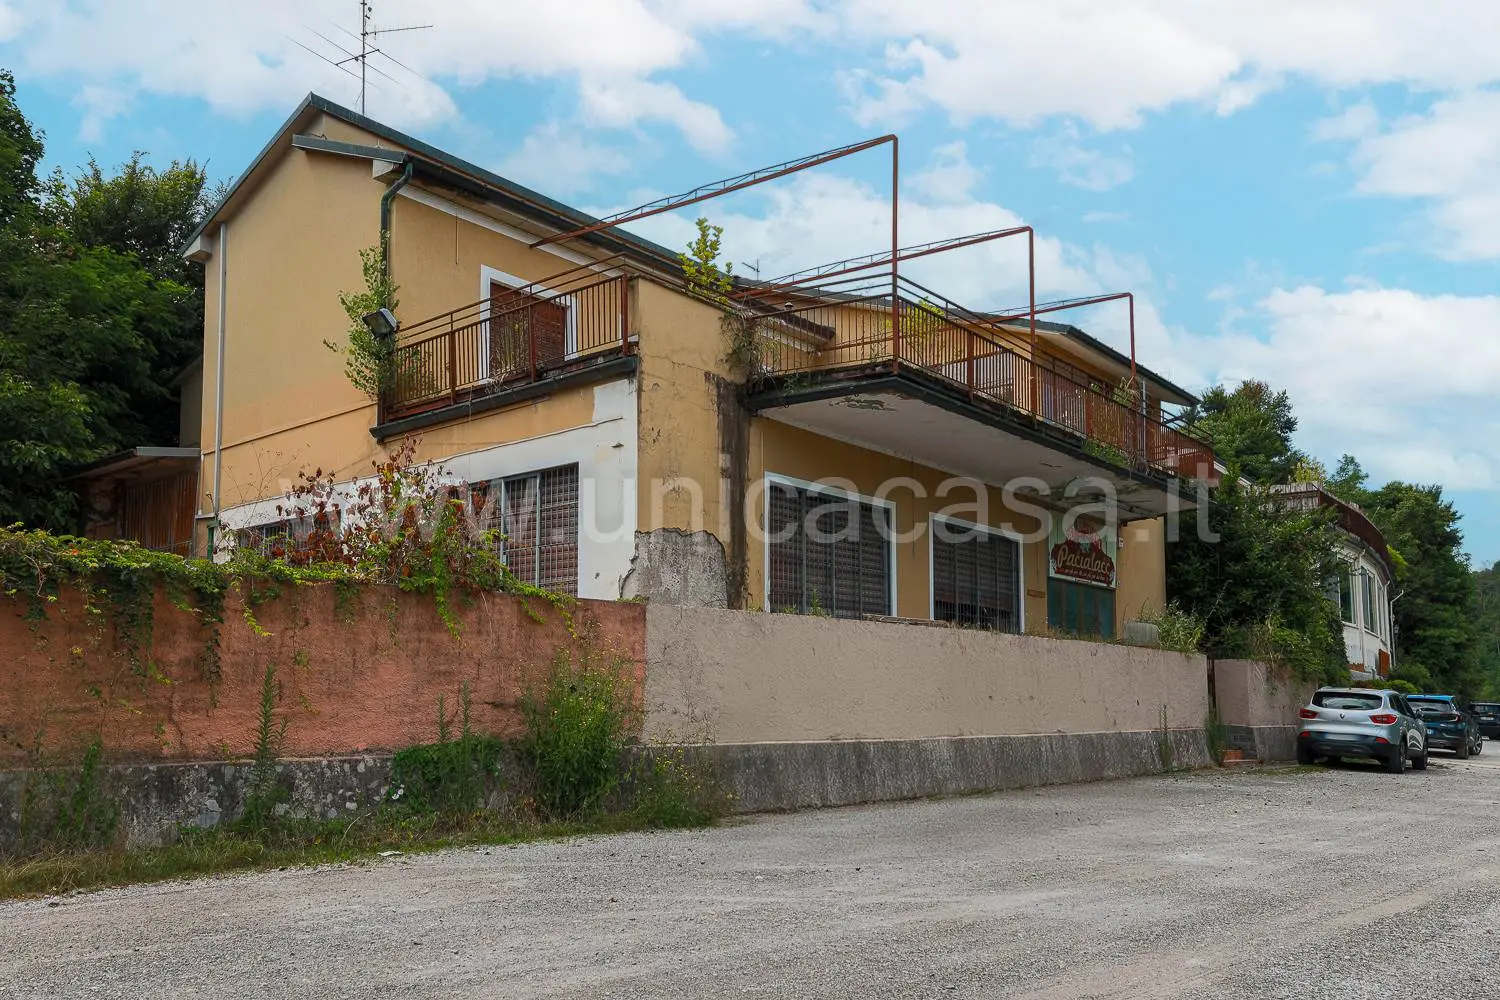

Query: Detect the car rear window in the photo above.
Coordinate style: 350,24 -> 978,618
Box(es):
1408,700 -> 1452,715
1474,704 -> 1500,715
1312,692 -> 1383,711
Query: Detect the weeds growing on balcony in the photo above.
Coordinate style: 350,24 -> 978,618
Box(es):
325,240 -> 399,399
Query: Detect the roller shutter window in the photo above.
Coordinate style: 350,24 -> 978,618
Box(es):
766,480 -> 891,618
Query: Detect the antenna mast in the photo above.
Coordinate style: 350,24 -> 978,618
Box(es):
348,1 -> 431,114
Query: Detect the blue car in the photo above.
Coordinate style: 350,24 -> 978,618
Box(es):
1407,694 -> 1483,759
1474,702 -> 1500,741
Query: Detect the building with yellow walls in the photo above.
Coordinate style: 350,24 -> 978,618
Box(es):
178,94 -> 1215,638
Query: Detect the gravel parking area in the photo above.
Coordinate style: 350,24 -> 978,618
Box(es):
4,755 -> 1499,999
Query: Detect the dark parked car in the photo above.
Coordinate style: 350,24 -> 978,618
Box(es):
1473,702 -> 1500,741
1408,694 -> 1483,759
1297,688 -> 1428,773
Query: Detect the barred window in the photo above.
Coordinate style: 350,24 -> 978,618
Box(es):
766,480 -> 891,618
475,464 -> 579,595
931,522 -> 1021,632
235,511 -> 338,562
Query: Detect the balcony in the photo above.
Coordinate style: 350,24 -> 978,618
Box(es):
741,279 -> 1214,516
378,273 -> 632,430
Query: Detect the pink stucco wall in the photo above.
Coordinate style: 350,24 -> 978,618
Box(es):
0,584 -> 644,765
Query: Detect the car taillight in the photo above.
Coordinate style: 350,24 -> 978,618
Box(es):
1369,713 -> 1397,725
1299,708 -> 1318,719
1448,714 -> 1464,723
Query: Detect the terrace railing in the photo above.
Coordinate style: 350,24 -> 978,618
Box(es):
382,274 -> 630,422
750,286 -> 1214,481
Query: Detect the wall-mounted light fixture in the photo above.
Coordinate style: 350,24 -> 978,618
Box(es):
361,307 -> 399,341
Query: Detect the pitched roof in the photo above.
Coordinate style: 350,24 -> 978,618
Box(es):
183,93 -> 680,270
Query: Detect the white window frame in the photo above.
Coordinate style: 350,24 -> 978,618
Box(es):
926,513 -> 1026,632
762,471 -> 898,616
478,265 -> 579,381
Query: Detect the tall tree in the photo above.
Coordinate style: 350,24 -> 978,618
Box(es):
44,152 -> 216,444
1166,477 -> 1347,682
1474,561 -> 1500,699
1183,380 -> 1305,484
1325,454 -> 1369,501
1360,482 -> 1481,695
0,69 -> 193,528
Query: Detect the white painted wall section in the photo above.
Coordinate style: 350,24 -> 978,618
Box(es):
217,378 -> 639,600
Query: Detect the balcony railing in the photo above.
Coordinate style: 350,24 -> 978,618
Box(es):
749,284 -> 1214,481
382,274 -> 630,422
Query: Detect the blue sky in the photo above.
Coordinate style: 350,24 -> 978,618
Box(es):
2,1 -> 1497,567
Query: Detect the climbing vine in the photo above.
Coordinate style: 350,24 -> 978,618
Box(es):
324,241 -> 399,399
269,439 -> 572,634
1,445 -> 573,685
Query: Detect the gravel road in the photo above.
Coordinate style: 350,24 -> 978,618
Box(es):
5,756 -> 1499,999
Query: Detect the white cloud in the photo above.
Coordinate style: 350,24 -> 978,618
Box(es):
577,77 -> 732,155
1332,89 -> 1500,260
1027,125 -> 1135,192
1172,285 -> 1500,490
1312,102 -> 1379,142
907,141 -> 982,203
0,0 -> 726,147
72,83 -> 131,143
497,122 -> 632,196
833,1 -> 1500,130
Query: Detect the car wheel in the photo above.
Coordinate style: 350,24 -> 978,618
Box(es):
1474,738 -> 1484,757
1385,749 -> 1405,774
1412,750 -> 1429,771
1456,740 -> 1471,760
1297,745 -> 1315,765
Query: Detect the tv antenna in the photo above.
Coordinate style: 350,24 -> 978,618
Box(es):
297,2 -> 430,115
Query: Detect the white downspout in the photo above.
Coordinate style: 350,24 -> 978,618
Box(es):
209,221 -> 228,556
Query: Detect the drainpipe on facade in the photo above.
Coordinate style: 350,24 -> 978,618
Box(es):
208,221 -> 228,556
379,158 -> 415,283
1389,588 -> 1406,672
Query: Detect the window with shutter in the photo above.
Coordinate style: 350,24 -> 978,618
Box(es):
930,519 -> 1022,632
765,479 -> 892,618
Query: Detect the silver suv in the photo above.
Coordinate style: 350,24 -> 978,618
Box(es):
1296,688 -> 1428,773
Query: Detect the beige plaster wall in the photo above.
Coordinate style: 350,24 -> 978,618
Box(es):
198,116 -> 626,513
1212,659 -> 1315,729
644,604 -> 1209,743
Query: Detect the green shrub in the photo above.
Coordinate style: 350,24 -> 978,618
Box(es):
624,746 -> 730,828
1141,602 -> 1206,654
13,740 -> 119,855
1204,706 -> 1230,765
389,737 -> 504,815
519,652 -> 634,819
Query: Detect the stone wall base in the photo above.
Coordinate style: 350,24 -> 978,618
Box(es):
2,730 -> 1211,849
689,729 -> 1211,813
1225,725 -> 1300,764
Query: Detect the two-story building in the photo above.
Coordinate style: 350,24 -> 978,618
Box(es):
178,93 -> 1214,638
1271,484 -> 1396,676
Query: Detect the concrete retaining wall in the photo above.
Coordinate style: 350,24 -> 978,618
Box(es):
4,728 -> 1211,848
645,605 -> 1210,742
693,730 -> 1211,813
1211,659 -> 1314,762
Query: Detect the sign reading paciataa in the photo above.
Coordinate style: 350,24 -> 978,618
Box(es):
1048,519 -> 1117,589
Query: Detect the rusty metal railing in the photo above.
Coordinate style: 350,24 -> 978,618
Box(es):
383,273 -> 630,422
748,280 -> 1214,481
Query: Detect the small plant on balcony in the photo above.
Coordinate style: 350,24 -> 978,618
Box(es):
678,217 -> 768,377
325,241 -> 400,400
680,216 -> 734,306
